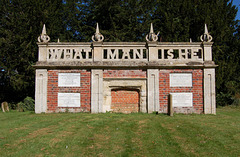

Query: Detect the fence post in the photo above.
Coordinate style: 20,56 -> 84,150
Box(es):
168,94 -> 173,116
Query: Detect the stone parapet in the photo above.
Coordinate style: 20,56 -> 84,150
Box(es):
36,42 -> 214,66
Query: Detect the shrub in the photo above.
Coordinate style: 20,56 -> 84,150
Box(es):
232,93 -> 240,106
17,96 -> 35,111
8,103 -> 18,110
216,92 -> 233,106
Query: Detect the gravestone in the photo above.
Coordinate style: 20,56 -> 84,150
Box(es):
1,102 -> 9,112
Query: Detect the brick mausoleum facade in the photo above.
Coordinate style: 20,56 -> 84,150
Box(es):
34,23 -> 217,114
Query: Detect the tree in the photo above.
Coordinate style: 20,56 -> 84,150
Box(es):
0,0 -> 66,103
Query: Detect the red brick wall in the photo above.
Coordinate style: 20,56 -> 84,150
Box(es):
46,69 -> 203,114
47,70 -> 91,113
111,89 -> 139,113
159,69 -> 203,114
103,69 -> 146,78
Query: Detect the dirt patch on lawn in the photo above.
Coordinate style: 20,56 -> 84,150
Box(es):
11,125 -> 57,147
50,137 -> 62,143
27,127 -> 52,138
49,130 -> 74,147
9,125 -> 29,133
94,134 -> 110,141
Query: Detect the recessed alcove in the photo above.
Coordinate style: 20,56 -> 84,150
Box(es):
111,88 -> 140,113
103,78 -> 147,113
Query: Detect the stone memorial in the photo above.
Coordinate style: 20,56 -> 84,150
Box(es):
1,102 -> 9,112
34,23 -> 216,114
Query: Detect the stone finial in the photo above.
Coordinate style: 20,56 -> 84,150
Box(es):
200,24 -> 213,42
92,23 -> 104,42
146,23 -> 160,42
38,24 -> 50,43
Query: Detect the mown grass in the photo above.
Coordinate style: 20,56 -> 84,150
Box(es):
0,106 -> 240,157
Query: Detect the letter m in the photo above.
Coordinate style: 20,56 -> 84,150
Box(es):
107,49 -> 118,59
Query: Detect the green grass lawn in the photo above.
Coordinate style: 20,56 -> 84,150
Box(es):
0,107 -> 240,157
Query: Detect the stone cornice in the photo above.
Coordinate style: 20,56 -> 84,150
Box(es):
33,61 -> 217,69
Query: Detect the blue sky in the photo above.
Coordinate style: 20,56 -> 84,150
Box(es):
233,0 -> 240,20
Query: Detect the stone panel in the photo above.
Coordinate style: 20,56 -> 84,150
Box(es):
58,93 -> 81,107
58,73 -> 80,87
170,73 -> 192,87
170,93 -> 193,107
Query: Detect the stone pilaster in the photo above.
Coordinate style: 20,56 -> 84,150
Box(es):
91,69 -> 103,113
204,68 -> 216,114
93,42 -> 103,61
38,44 -> 48,61
35,69 -> 48,113
147,42 -> 158,61
203,42 -> 213,61
147,69 -> 159,113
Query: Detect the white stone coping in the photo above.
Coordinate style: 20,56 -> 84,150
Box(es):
38,41 -> 212,46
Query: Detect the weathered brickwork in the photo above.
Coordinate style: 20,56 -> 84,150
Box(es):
46,69 -> 203,114
159,69 -> 203,114
47,70 -> 91,113
103,69 -> 147,78
103,69 -> 145,113
111,89 -> 139,113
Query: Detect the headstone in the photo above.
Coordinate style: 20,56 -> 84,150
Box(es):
17,103 -> 24,112
1,102 -> 9,112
